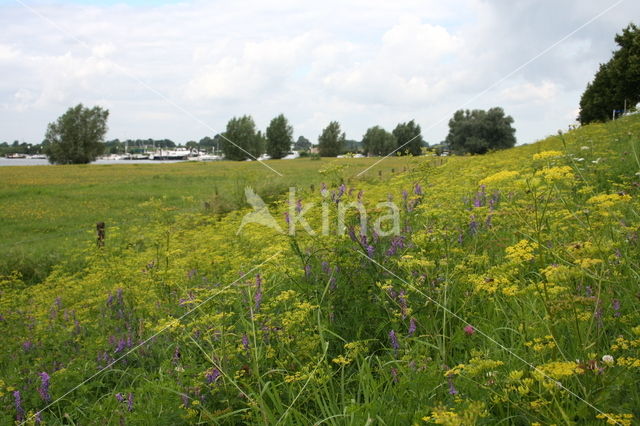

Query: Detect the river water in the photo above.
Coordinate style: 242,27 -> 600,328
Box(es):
0,159 -> 189,167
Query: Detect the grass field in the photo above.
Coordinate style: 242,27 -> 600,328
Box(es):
1,115 -> 640,424
0,156 -> 418,283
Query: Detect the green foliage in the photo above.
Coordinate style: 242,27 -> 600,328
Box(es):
318,121 -> 345,157
265,114 -> 293,159
293,135 -> 311,151
445,107 -> 516,154
393,120 -> 424,156
43,104 -> 109,164
362,126 -> 396,156
221,115 -> 264,161
579,23 -> 640,124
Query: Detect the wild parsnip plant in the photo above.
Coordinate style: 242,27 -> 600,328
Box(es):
1,114 -> 640,424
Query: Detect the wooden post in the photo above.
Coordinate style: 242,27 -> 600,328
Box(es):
97,222 -> 105,247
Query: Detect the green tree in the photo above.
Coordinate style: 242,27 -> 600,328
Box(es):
445,107 -> 516,155
579,23 -> 640,124
266,114 -> 293,159
294,136 -> 312,151
221,115 -> 264,161
43,104 -> 108,164
361,126 -> 396,156
318,121 -> 345,157
393,120 -> 425,156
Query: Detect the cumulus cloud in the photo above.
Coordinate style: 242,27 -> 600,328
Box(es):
0,0 -> 638,145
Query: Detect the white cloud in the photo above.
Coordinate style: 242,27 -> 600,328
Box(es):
0,0 -> 638,145
500,80 -> 560,103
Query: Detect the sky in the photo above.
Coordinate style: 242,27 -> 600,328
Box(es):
0,0 -> 638,146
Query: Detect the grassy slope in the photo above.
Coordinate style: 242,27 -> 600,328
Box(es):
1,115 -> 640,424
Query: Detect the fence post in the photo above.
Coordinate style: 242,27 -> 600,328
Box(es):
97,222 -> 105,247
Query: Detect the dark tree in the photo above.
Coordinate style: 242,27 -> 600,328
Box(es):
266,114 -> 293,159
44,104 -> 109,164
318,121 -> 345,157
294,136 -> 312,151
361,126 -> 396,156
221,115 -> 264,161
393,120 -> 424,156
579,23 -> 640,124
445,107 -> 516,155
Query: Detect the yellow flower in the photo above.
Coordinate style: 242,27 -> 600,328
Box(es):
533,150 -> 564,160
479,170 -> 519,186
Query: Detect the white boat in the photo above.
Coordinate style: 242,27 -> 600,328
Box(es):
150,148 -> 190,160
282,152 -> 300,160
196,154 -> 223,161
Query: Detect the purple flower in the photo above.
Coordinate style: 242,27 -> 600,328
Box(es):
408,318 -> 417,336
295,199 -> 303,214
242,334 -> 250,353
205,368 -> 221,384
284,211 -> 290,224
35,411 -> 42,424
612,299 -> 621,317
115,393 -> 125,403
414,183 -> 423,196
469,215 -> 478,235
321,261 -> 330,274
447,376 -> 458,395
127,392 -> 134,411
14,391 -> 24,422
366,245 -> 375,258
402,190 -> 408,202
254,274 -> 263,311
22,341 -> 34,352
181,393 -> 189,407
388,330 -> 399,355
38,372 -> 51,402
304,264 -> 311,277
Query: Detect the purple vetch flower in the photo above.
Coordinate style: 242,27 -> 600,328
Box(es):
205,368 -> 221,384
242,334 -> 250,353
391,367 -> 399,383
35,411 -> 42,424
414,183 -> 423,196
254,274 -> 263,311
284,211 -> 290,224
115,393 -> 125,403
612,299 -> 621,317
402,190 -> 408,202
321,261 -> 330,274
14,391 -> 24,422
38,372 -> 51,402
447,376 -> 458,395
408,318 -> 417,336
388,330 -> 400,355
398,291 -> 408,319
22,341 -> 34,352
469,215 -> 478,235
338,184 -> 346,197
304,264 -> 311,276
296,199 -> 303,214
127,393 -> 134,411
106,294 -> 114,306
321,183 -> 328,196
366,245 -> 375,258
